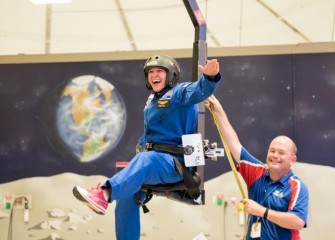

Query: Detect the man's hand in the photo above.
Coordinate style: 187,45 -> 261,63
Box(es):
243,199 -> 267,217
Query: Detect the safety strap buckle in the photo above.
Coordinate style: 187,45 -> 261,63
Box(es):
183,145 -> 194,155
145,143 -> 154,150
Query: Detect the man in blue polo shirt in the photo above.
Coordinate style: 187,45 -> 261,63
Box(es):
206,95 -> 309,240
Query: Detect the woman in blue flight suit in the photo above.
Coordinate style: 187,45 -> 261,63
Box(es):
73,54 -> 221,240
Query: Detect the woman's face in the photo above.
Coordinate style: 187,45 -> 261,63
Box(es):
147,67 -> 167,93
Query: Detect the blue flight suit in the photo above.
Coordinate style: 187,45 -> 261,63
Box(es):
104,73 -> 221,240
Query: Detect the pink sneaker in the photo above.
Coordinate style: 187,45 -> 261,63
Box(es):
73,183 -> 108,215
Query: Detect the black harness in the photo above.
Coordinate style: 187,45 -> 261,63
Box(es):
136,143 -> 201,213
145,143 -> 194,155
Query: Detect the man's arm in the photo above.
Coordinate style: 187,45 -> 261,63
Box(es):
243,199 -> 306,230
205,95 -> 242,163
267,208 -> 306,230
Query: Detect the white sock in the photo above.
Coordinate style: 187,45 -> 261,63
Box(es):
102,189 -> 110,202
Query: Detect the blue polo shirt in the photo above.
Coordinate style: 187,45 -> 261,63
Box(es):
239,147 -> 309,240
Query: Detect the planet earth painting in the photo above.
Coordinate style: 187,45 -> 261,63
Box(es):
54,75 -> 126,162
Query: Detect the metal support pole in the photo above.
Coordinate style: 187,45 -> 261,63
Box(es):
183,0 -> 207,204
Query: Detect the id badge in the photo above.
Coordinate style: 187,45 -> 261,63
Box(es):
250,221 -> 261,238
182,133 -> 205,167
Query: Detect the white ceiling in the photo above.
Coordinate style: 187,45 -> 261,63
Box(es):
1,0 -> 335,56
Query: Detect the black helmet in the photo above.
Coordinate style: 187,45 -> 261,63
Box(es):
143,54 -> 181,90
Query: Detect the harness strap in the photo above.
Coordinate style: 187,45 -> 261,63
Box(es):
136,191 -> 152,214
146,143 -> 194,155
172,156 -> 200,199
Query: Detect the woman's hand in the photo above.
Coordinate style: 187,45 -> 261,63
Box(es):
198,59 -> 219,77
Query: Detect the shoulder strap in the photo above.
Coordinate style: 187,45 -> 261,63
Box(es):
172,156 -> 200,199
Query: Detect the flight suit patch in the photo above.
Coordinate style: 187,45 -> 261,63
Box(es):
156,99 -> 170,108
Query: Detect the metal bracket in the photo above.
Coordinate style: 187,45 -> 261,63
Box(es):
203,139 -> 225,161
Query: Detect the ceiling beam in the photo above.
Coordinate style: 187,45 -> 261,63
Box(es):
256,0 -> 310,42
45,5 -> 52,54
115,0 -> 137,50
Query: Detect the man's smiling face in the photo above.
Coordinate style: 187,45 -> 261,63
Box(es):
266,136 -> 297,181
